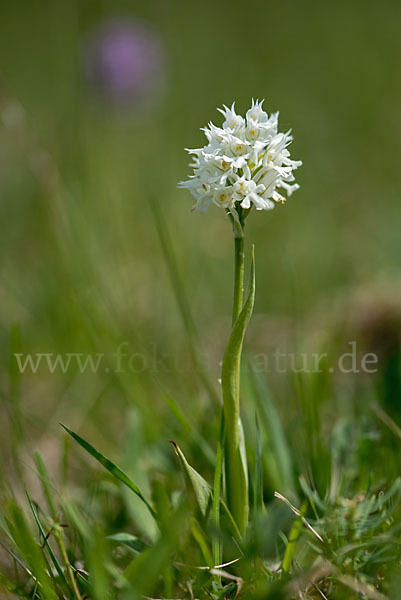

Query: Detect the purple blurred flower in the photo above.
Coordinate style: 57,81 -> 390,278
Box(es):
84,19 -> 165,106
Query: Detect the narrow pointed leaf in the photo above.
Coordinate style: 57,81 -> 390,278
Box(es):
26,491 -> 69,591
170,441 -> 211,517
61,424 -> 156,520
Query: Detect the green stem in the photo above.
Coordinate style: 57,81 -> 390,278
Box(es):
232,236 -> 245,325
222,211 -> 252,536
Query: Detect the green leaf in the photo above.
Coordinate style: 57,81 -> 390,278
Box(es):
246,365 -> 295,495
281,500 -> 307,573
61,424 -> 157,521
33,452 -> 57,520
191,518 -> 214,567
122,502 -> 189,598
212,411 -> 224,569
253,414 -> 263,513
221,246 -> 255,535
0,510 -> 14,544
26,491 -> 75,598
107,532 -> 150,554
170,441 -> 211,517
7,503 -> 58,600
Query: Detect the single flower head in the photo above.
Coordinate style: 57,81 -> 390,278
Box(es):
178,100 -> 301,219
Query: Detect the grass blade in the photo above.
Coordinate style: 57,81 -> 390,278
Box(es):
107,533 -> 150,554
61,424 -> 157,520
246,364 -> 295,495
212,411 -> 224,569
33,452 -> 57,520
151,199 -> 219,405
253,414 -> 263,513
122,502 -> 189,598
26,492 -> 71,592
7,503 -> 58,600
281,500 -> 307,573
164,393 -> 215,465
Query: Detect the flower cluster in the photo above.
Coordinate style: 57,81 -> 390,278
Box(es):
179,100 -> 301,216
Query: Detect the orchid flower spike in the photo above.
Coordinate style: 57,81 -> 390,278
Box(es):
178,99 -> 302,223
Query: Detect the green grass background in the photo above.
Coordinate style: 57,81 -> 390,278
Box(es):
1,0 -> 401,527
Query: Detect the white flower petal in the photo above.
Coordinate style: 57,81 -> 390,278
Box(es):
179,100 -> 301,213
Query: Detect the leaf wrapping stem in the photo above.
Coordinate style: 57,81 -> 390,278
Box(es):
222,243 -> 255,535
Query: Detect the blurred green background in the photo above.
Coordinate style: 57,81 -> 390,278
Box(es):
1,0 -> 401,493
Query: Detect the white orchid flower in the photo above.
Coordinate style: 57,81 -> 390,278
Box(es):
178,99 -> 301,218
